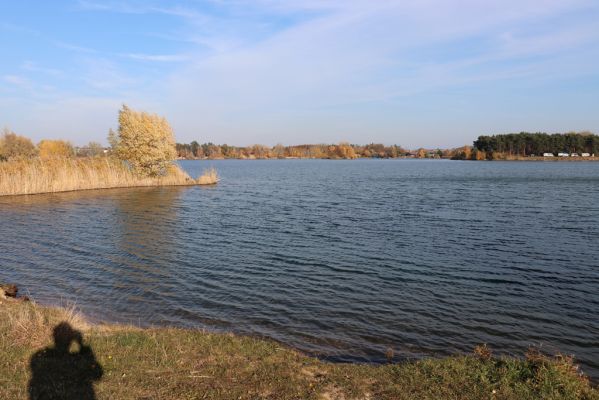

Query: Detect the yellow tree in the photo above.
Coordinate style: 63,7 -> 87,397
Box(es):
337,142 -> 357,159
38,140 -> 74,159
114,105 -> 177,177
0,129 -> 36,160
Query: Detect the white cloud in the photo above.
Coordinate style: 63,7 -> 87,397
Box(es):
158,0 -> 599,145
22,61 -> 63,77
81,58 -> 138,91
124,53 -> 189,62
3,75 -> 31,87
5,0 -> 599,146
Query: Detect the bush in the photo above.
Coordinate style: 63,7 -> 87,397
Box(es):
38,140 -> 74,159
0,129 -> 36,161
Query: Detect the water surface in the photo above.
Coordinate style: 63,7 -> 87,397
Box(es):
1,159 -> 598,379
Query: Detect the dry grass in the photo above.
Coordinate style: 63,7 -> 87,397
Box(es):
0,300 -> 597,400
0,158 -> 218,196
197,166 -> 220,185
2,300 -> 89,348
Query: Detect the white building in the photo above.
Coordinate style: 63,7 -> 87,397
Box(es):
581,153 -> 591,157
543,153 -> 554,157
558,153 -> 569,157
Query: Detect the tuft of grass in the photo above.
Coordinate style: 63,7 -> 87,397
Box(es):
197,167 -> 220,185
0,158 -> 214,196
0,300 -> 596,399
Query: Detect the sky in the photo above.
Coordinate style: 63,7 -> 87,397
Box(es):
1,0 -> 599,148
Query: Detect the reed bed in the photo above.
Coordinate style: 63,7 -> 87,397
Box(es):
197,167 -> 220,185
0,158 -> 201,196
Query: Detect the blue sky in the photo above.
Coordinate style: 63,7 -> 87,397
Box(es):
1,0 -> 599,148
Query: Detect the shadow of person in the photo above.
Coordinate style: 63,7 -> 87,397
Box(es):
28,322 -> 103,400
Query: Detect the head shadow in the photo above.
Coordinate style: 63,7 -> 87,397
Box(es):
28,322 -> 103,400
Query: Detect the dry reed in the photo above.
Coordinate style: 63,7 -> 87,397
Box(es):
0,158 -> 205,196
197,167 -> 220,185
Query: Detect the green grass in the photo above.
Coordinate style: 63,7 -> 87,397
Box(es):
0,300 -> 596,399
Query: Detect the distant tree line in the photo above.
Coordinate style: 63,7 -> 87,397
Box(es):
472,132 -> 599,159
174,142 -> 430,159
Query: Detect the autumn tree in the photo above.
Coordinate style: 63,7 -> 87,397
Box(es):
450,146 -> 473,160
38,140 -> 74,159
108,128 -> 119,151
190,141 -> 200,158
87,142 -> 105,157
0,129 -> 36,160
251,144 -> 270,159
273,143 -> 286,159
337,142 -> 357,159
113,105 -> 177,177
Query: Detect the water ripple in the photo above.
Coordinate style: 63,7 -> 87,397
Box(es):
1,159 -> 598,380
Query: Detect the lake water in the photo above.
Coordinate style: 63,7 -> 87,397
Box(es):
1,159 -> 598,379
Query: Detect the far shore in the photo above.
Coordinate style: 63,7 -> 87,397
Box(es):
474,156 -> 599,162
177,155 -> 599,161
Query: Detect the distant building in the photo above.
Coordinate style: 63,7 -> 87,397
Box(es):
543,153 -> 554,157
558,153 -> 569,157
581,153 -> 591,157
571,153 -> 580,157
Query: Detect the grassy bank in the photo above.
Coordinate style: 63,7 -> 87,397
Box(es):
0,300 -> 596,399
0,158 -> 219,196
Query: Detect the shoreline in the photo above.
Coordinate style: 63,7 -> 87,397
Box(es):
0,286 -> 597,398
0,180 -> 203,198
471,157 -> 599,162
177,156 -> 599,161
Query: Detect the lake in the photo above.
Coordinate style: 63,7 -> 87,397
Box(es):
1,159 -> 598,379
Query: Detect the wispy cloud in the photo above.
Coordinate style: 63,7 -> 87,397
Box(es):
3,75 -> 31,87
51,40 -> 98,54
82,58 -> 138,91
160,0 -> 599,145
3,0 -> 599,146
0,21 -> 39,35
123,53 -> 189,62
77,0 -> 205,19
22,61 -> 63,77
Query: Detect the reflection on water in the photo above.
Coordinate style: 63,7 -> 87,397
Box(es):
1,160 -> 599,381
111,188 -> 182,303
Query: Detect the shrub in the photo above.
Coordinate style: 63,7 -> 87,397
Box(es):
0,129 -> 36,160
38,140 -> 74,159
197,167 -> 220,185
